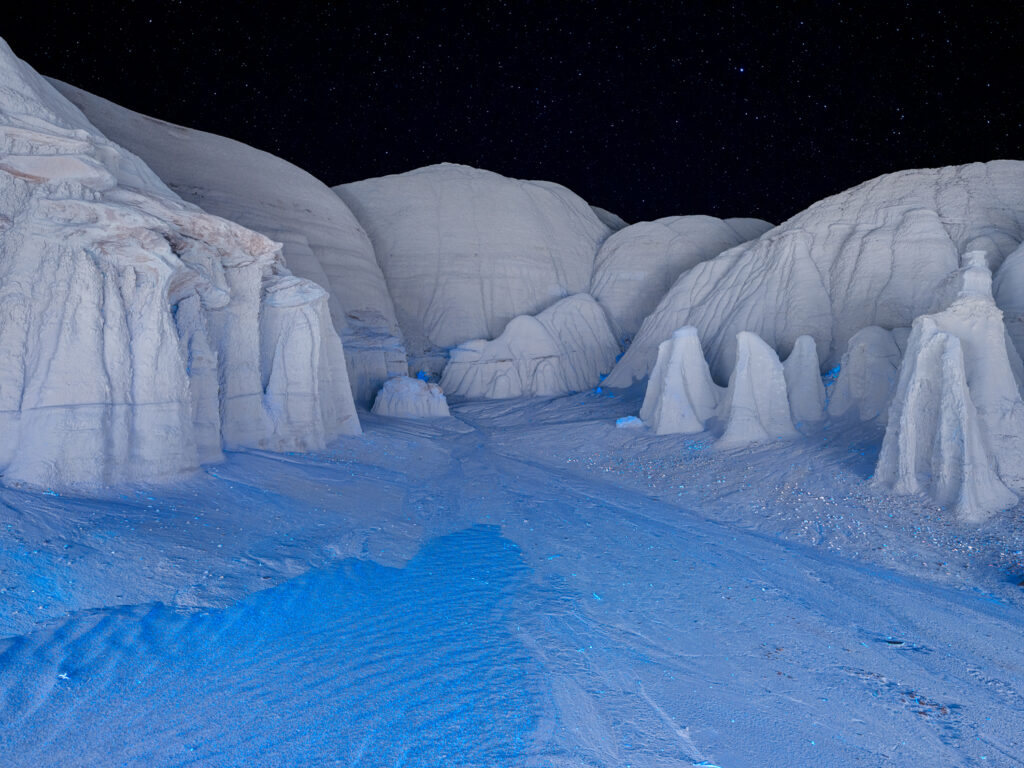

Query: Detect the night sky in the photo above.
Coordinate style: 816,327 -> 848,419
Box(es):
5,1 -> 1022,223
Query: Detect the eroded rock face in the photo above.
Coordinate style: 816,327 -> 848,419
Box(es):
993,240 -> 1024,362
260,276 -> 358,449
875,324 -> 1015,523
336,164 -> 612,369
607,162 -> 1024,387
637,327 -> 827,441
875,252 -> 1024,521
440,294 -> 619,399
0,38 -> 359,489
52,80 -> 405,406
715,331 -> 797,449
639,327 -> 722,435
827,326 -> 908,424
590,205 -> 628,231
783,335 -> 826,425
591,215 -> 771,341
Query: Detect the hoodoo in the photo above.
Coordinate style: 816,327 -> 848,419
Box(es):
638,326 -> 722,435
715,332 -> 798,448
0,40 -> 359,488
875,252 -> 1024,520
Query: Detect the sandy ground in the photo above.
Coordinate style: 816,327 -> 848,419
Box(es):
1,390 -> 1022,766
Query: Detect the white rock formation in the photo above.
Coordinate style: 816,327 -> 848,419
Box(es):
724,217 -> 778,243
826,326 -> 908,423
260,276 -> 358,449
371,376 -> 451,418
993,240 -> 1024,361
716,332 -> 797,448
638,327 -> 722,435
52,81 -> 405,405
606,162 -> 1024,387
875,251 -> 1024,520
921,253 -> 1024,488
440,294 -> 619,399
874,325 -> 1015,522
335,164 -> 612,368
591,205 -> 628,231
591,215 -> 772,340
782,335 -> 826,425
0,39 -> 359,489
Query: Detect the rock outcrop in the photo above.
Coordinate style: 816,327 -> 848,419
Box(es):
52,80 -> 404,405
993,240 -> 1024,362
782,335 -> 826,426
715,332 -> 797,448
336,164 -> 612,369
591,215 -> 771,341
875,252 -> 1024,521
826,326 -> 909,424
0,39 -> 359,489
440,294 -> 618,399
638,327 -> 722,435
590,205 -> 628,231
607,162 -> 1024,387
